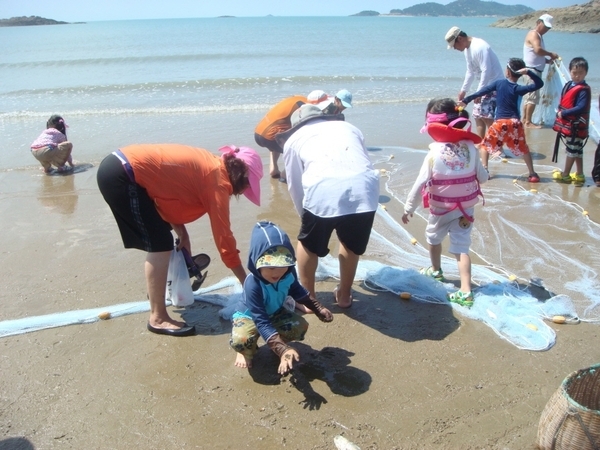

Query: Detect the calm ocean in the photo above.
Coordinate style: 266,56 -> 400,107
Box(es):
1,16 -> 599,170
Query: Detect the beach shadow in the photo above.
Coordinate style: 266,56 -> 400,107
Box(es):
366,146 -> 384,153
248,343 -> 371,410
530,151 -> 546,161
322,288 -> 460,343
499,151 -> 545,161
179,280 -> 460,343
0,437 -> 35,450
378,194 -> 391,204
177,301 -> 231,336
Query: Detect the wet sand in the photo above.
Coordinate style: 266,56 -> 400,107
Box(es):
1,119 -> 600,449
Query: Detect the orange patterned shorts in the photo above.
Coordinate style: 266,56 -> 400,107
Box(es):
482,118 -> 529,156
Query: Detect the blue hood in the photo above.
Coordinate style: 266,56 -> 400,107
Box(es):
247,221 -> 296,282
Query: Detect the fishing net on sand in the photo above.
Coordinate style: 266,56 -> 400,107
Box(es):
2,136 -> 600,349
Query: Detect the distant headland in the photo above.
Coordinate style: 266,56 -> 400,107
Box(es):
352,0 -> 532,18
491,0 -> 600,34
0,16 -> 82,27
352,0 -> 600,34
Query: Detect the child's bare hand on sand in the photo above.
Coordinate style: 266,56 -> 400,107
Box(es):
402,213 -> 412,224
315,307 -> 333,322
278,348 -> 300,375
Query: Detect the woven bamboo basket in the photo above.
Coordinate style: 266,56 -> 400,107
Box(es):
536,363 -> 600,449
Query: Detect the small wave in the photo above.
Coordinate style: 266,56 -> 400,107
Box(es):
0,75 -> 453,97
0,97 -> 430,120
0,52 -> 272,69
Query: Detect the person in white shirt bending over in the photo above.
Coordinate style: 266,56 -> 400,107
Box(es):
275,104 -> 379,309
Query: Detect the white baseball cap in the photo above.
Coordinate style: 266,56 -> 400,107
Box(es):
539,14 -> 553,28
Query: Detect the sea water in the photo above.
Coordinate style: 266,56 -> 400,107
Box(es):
1,16 -> 599,170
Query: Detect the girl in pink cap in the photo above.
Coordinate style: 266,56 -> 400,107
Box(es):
402,98 -> 489,308
97,144 -> 263,336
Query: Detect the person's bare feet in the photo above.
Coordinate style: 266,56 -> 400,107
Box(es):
334,286 -> 353,308
148,316 -> 187,331
234,353 -> 253,368
524,122 -> 542,129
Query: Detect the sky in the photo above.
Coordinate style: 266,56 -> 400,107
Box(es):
0,0 -> 583,22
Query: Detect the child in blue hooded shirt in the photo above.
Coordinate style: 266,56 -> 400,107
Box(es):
230,221 -> 333,374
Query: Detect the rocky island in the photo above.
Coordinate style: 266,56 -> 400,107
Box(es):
353,0 -> 532,17
0,16 -> 71,27
491,0 -> 600,33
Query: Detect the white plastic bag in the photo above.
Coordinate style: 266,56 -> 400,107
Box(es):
165,249 -> 194,307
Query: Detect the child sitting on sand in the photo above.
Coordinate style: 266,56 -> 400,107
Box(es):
402,98 -> 489,307
551,57 -> 592,184
230,221 -> 333,374
30,115 -> 74,173
458,57 -> 543,183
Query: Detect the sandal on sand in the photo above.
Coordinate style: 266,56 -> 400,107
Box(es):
180,250 -> 210,291
570,173 -> 585,183
147,322 -> 195,337
552,172 -> 572,183
333,286 -> 352,308
191,253 -> 211,272
420,266 -> 444,282
448,290 -> 474,308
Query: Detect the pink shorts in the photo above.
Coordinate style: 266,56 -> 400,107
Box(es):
482,119 -> 529,156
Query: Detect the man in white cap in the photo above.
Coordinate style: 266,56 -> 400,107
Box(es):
523,14 -> 559,128
445,26 -> 504,139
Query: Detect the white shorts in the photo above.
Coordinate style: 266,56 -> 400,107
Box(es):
425,207 -> 475,255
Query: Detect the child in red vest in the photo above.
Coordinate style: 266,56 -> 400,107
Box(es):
552,57 -> 592,184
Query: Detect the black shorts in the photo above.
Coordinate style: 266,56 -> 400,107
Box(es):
96,154 -> 173,252
298,209 -> 376,257
254,132 -> 283,154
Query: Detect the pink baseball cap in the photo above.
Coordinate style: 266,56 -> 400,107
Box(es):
219,145 -> 263,206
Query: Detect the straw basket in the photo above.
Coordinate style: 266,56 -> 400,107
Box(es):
536,363 -> 600,449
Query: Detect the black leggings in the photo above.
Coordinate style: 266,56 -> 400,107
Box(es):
97,154 -> 173,252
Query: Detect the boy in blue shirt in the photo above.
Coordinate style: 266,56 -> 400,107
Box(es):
458,57 -> 544,182
230,221 -> 333,374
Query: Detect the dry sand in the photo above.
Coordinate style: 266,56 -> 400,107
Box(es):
1,124 -> 600,450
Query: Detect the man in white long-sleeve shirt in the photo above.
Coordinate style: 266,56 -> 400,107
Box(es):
445,26 -> 504,139
276,104 -> 379,309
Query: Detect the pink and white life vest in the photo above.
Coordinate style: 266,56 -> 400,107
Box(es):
423,141 -> 482,222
